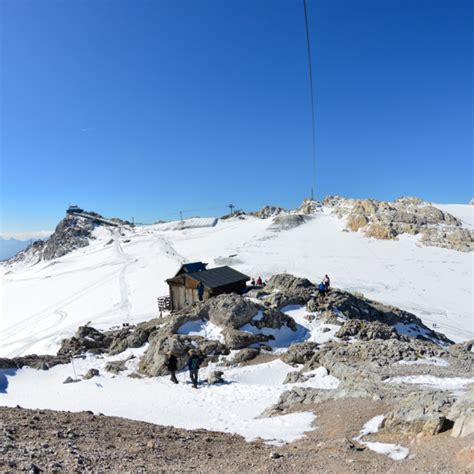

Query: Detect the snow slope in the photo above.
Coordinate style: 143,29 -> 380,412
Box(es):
1,207 -> 473,359
0,347 -> 340,444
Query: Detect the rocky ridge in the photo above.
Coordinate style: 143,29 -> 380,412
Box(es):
4,210 -> 130,266
323,195 -> 473,252
1,273 -> 472,449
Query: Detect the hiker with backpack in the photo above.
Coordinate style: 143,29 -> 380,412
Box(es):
164,351 -> 179,384
188,350 -> 203,388
323,274 -> 330,289
318,281 -> 328,299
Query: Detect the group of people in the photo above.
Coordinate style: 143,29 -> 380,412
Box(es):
250,276 -> 264,287
164,349 -> 203,388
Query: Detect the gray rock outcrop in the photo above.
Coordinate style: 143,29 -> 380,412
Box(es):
448,386 -> 474,438
0,354 -> 70,371
265,273 -> 316,303
207,371 -> 224,384
227,348 -> 260,365
382,391 -> 456,435
269,214 -> 306,231
335,319 -> 401,341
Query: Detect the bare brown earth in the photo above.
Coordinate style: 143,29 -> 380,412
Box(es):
1,400 -> 472,473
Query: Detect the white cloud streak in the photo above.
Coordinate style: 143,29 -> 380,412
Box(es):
0,230 -> 53,241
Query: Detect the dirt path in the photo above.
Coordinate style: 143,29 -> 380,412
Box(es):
1,401 -> 472,473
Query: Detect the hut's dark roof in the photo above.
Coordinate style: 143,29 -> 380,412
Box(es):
175,262 -> 207,276
167,266 -> 249,289
187,266 -> 249,288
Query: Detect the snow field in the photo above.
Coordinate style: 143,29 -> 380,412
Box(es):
0,352 -> 341,445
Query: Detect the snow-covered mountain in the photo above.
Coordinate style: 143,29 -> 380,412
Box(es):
1,197 -> 472,359
0,237 -> 32,261
0,197 -> 473,461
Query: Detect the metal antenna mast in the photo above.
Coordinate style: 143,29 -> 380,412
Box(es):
303,0 -> 316,200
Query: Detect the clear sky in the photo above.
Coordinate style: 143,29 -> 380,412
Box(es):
1,0 -> 472,233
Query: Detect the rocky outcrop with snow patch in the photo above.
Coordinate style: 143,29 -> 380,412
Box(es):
250,205 -> 286,219
5,210 -> 130,266
269,214 -> 306,232
323,195 -> 473,252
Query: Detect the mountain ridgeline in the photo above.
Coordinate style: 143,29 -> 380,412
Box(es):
3,196 -> 473,268
5,210 -> 131,266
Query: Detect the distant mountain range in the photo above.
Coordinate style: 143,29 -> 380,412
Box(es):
0,237 -> 35,261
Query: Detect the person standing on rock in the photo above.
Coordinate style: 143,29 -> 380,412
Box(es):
188,350 -> 203,388
323,274 -> 330,289
164,351 -> 179,384
197,281 -> 204,301
256,276 -> 263,286
318,281 -> 328,299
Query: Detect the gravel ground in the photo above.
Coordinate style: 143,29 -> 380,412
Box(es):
1,401 -> 472,473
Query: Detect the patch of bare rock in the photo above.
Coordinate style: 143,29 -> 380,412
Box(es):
323,195 -> 473,252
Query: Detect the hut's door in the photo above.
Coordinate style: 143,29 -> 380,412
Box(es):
172,286 -> 186,310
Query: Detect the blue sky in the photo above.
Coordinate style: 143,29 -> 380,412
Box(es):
1,0 -> 472,233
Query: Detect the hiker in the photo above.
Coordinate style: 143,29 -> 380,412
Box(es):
318,281 -> 328,299
256,276 -> 263,286
188,350 -> 203,388
197,281 -> 204,301
164,351 -> 178,384
323,274 -> 330,289
250,278 -> 255,286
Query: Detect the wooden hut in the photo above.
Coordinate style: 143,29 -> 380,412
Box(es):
166,262 -> 250,311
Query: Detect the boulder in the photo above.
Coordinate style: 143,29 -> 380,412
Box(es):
63,376 -> 80,384
105,359 -> 128,375
382,391 -> 456,435
264,291 -> 307,309
364,222 -> 398,240
83,368 -> 100,380
206,294 -> 260,329
207,370 -> 224,384
269,214 -> 306,231
448,340 -> 473,358
222,328 -> 273,350
166,294 -> 260,332
283,370 -> 310,384
229,348 -> 260,364
248,308 -> 297,331
265,274 -> 316,303
281,342 -> 319,366
346,213 -> 368,232
448,386 -> 474,438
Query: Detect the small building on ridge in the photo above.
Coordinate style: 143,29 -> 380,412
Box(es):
166,262 -> 250,311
